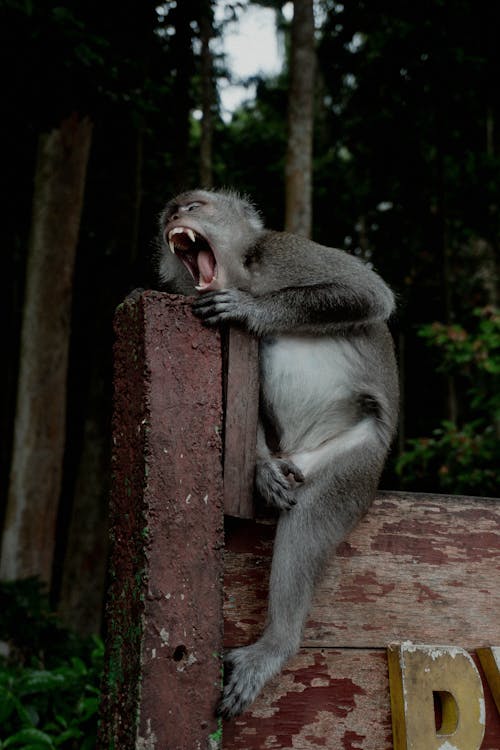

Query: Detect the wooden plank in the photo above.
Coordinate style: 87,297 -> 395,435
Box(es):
224,492 -> 500,649
223,327 -> 259,518
222,649 -> 500,750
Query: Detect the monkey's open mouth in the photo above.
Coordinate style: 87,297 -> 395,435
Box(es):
167,227 -> 217,291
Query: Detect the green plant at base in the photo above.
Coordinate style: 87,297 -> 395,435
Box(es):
0,579 -> 103,750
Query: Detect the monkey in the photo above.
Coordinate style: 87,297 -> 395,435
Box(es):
157,188 -> 399,719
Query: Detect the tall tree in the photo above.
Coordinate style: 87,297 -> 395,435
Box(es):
285,0 -> 315,237
0,115 -> 92,584
199,0 -> 215,188
169,0 -> 198,191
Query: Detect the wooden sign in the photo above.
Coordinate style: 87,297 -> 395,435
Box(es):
223,494 -> 500,748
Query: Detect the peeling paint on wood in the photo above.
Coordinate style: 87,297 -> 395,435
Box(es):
224,493 -> 500,649
222,649 -> 392,749
222,649 -> 500,749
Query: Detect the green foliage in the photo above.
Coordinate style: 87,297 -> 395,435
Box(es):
0,580 -> 103,750
418,308 -> 500,378
397,307 -> 500,495
396,421 -> 498,496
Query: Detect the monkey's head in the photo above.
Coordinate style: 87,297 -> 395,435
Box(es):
159,189 -> 263,293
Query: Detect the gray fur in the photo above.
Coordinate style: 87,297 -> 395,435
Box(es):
158,189 -> 399,718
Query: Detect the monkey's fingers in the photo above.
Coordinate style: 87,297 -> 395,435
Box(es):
192,289 -> 237,309
255,459 -> 298,511
192,294 -> 244,326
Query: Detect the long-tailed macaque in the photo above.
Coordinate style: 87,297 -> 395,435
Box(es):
158,189 -> 399,718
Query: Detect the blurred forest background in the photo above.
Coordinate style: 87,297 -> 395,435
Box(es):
0,0 -> 499,646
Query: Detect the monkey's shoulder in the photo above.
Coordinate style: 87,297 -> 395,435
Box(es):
254,229 -> 346,259
246,230 -> 366,286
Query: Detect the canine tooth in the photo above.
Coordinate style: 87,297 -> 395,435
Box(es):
186,228 -> 196,242
168,240 -> 175,254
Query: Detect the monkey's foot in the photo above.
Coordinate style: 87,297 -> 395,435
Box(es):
255,457 -> 304,511
218,644 -> 285,719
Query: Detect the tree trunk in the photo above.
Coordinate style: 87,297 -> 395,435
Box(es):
170,2 -> 196,191
56,119 -> 143,632
284,0 -> 315,238
0,115 -> 92,584
199,2 -> 214,188
58,364 -> 109,634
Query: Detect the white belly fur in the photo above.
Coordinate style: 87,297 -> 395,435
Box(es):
260,335 -> 376,475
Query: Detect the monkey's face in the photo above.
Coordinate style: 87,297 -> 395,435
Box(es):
161,190 -> 222,292
160,189 -> 262,293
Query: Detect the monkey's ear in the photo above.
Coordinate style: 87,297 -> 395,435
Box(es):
220,187 -> 263,231
241,197 -> 263,231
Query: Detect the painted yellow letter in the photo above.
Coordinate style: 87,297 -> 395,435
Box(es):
478,646 -> 500,714
388,642 -> 485,750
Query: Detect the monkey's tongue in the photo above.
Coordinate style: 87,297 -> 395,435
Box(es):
196,248 -> 216,288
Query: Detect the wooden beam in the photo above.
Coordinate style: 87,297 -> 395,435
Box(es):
224,492 -> 500,648
223,327 -> 259,518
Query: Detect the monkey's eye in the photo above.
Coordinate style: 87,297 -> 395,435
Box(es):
185,202 -> 201,212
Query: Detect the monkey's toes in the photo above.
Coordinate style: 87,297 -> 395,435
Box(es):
270,492 -> 297,511
217,674 -> 248,719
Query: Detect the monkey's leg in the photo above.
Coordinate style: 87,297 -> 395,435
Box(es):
219,497 -> 338,718
219,437 -> 383,719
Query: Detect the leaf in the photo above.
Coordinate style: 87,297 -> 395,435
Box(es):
53,727 -> 83,746
18,671 -> 65,696
0,686 -> 16,723
69,657 -> 87,675
3,728 -> 54,748
76,696 -> 99,722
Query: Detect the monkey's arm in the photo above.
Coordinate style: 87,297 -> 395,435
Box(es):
192,278 -> 394,335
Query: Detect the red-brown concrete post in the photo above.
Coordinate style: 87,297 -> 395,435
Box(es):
98,291 -> 224,750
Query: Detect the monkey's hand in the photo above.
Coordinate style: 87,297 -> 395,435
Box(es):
255,457 -> 304,511
192,289 -> 254,328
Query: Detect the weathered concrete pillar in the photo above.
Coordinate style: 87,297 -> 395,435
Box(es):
98,291 -> 224,750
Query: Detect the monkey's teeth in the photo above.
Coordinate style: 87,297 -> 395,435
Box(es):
169,227 -> 196,240
167,227 -> 197,250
